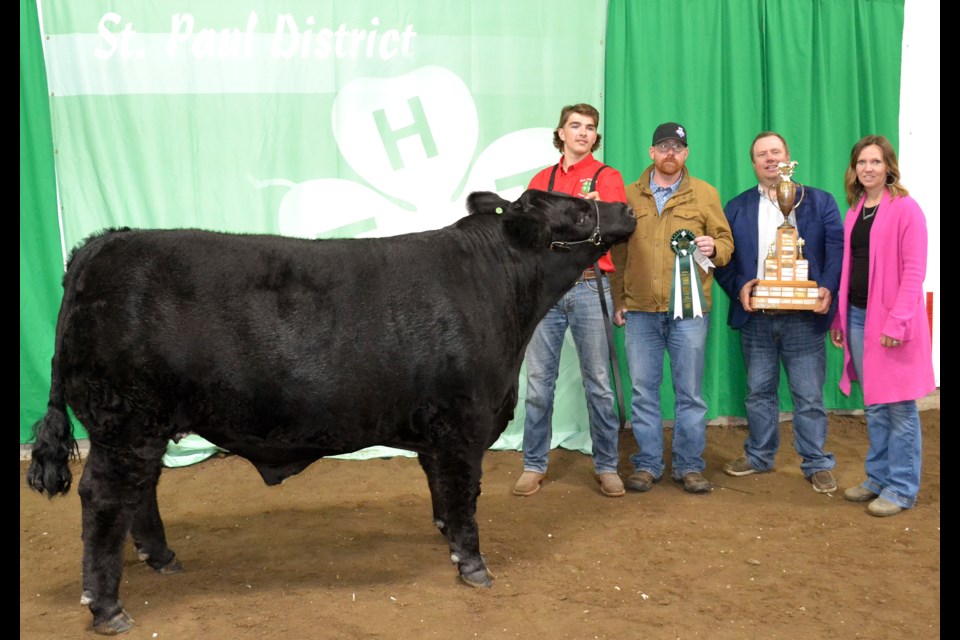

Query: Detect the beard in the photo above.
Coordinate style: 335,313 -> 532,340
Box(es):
654,155 -> 685,176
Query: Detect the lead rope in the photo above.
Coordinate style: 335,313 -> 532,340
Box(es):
592,261 -> 628,432
584,170 -> 628,432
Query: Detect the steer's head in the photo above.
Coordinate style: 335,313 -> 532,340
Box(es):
498,189 -> 635,255
465,189 -> 636,326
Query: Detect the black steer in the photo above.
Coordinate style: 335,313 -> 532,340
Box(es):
27,188 -> 636,634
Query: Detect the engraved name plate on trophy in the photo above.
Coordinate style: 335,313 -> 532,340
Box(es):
750,161 -> 820,310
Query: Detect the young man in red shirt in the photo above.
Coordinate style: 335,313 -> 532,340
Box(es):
513,103 -> 628,498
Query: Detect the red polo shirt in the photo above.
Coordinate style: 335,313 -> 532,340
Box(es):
527,153 -> 627,272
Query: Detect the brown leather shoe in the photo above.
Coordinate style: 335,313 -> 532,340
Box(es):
676,472 -> 712,494
807,470 -> 837,494
595,472 -> 625,497
513,471 -> 545,497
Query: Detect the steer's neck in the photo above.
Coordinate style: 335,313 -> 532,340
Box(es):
539,249 -> 603,305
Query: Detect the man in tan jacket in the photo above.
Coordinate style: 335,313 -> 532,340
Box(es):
609,122 -> 733,494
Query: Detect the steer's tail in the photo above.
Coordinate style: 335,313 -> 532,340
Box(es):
25,234 -> 114,497
26,361 -> 77,497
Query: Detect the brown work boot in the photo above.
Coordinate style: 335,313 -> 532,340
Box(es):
676,472 -> 712,494
595,472 -> 625,497
625,470 -> 658,493
513,471 -> 545,497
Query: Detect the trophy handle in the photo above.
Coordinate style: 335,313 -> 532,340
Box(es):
793,184 -> 805,211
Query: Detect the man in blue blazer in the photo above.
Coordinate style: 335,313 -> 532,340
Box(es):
714,132 -> 844,493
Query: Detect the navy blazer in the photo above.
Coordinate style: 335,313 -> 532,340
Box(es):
714,185 -> 844,333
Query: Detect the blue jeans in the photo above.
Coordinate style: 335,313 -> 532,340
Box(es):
522,277 -> 620,475
623,311 -> 709,480
740,313 -> 835,476
847,305 -> 921,508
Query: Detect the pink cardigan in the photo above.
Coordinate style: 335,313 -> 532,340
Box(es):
833,190 -> 935,404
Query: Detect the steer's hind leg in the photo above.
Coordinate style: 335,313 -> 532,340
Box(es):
131,466 -> 182,575
80,452 -> 177,605
78,443 -> 164,634
428,449 -> 491,588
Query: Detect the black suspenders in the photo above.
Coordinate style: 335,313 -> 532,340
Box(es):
546,163 -> 609,193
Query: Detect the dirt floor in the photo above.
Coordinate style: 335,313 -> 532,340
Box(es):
21,409 -> 940,640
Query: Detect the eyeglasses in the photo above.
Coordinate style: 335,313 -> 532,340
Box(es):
655,141 -> 685,153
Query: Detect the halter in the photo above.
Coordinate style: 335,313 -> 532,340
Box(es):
549,199 -> 604,252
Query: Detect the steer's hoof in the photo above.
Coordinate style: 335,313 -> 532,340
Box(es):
459,556 -> 494,588
93,610 -> 135,635
459,568 -> 493,588
156,557 -> 183,575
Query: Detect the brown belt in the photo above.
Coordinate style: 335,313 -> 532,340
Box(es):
579,269 -> 606,281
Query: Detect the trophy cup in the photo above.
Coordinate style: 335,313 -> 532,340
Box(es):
750,161 -> 820,310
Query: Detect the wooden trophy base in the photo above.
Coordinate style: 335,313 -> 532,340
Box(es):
751,279 -> 819,310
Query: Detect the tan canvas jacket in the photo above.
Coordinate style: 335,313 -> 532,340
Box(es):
609,165 -> 733,312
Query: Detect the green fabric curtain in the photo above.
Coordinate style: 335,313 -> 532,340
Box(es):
20,0 -> 87,441
604,0 -> 904,418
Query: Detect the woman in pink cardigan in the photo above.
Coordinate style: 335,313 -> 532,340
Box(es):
830,135 -> 935,517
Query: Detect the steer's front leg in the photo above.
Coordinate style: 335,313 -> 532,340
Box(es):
417,453 -> 450,534
428,449 -> 491,588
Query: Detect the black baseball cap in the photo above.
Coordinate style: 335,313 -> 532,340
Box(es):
652,122 -> 688,146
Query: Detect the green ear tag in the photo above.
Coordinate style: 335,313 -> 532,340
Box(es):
495,207 -> 503,214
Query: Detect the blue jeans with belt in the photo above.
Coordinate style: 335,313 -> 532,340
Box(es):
623,311 -> 709,480
846,305 -> 921,507
521,275 -> 620,475
739,312 -> 835,477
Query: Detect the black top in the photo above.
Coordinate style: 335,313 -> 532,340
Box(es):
849,204 -> 878,308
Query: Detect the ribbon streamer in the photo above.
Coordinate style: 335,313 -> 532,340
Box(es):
669,229 -> 707,319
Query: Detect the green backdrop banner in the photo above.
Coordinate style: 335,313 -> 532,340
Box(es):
20,0 -> 610,450
38,0 -> 607,245
604,0 -> 904,419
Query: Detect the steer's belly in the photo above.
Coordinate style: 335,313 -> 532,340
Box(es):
198,428 -> 428,485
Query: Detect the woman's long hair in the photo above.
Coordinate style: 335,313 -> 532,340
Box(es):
844,134 -> 910,207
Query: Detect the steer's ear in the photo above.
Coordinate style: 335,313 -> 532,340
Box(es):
466,191 -> 511,216
502,197 -> 551,249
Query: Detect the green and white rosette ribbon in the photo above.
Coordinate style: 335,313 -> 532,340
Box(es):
669,229 -> 707,319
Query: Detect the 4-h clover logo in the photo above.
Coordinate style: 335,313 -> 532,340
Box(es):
257,65 -> 557,239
